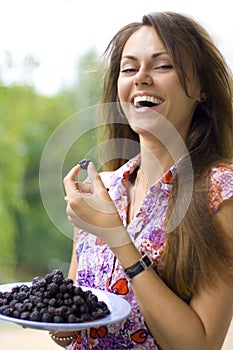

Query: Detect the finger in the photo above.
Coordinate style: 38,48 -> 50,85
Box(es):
64,164 -> 81,181
77,181 -> 92,193
87,162 -> 109,197
64,182 -> 92,203
63,164 -> 82,196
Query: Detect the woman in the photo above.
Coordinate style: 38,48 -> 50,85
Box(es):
54,12 -> 233,349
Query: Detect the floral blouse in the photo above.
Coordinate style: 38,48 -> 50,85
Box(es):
67,155 -> 233,350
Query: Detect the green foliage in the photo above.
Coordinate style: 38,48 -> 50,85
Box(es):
0,85 -> 32,281
0,49 -> 102,282
73,48 -> 104,109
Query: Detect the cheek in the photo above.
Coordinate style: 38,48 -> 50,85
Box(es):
117,77 -> 129,102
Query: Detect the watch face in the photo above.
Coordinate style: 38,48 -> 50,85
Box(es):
124,254 -> 152,280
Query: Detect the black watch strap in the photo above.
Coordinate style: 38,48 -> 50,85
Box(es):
123,254 -> 153,281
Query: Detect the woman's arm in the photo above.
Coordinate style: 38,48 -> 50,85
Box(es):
112,199 -> 233,350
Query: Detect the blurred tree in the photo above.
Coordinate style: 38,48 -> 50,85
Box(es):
15,91 -> 77,280
0,85 -> 35,281
0,52 -> 40,88
68,47 -> 103,110
0,48 -> 102,282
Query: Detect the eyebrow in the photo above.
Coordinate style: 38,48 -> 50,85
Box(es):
121,52 -> 169,61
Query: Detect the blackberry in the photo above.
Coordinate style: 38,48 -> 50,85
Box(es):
67,314 -> 77,323
79,304 -> 89,314
39,307 -> 48,316
36,302 -> 45,310
44,273 -> 53,283
74,286 -> 84,296
59,284 -> 68,294
64,298 -> 72,306
80,313 -> 91,322
2,307 -> 13,317
44,291 -> 52,299
42,312 -> 53,323
9,300 -> 18,309
19,285 -> 30,293
47,283 -> 59,295
56,305 -> 68,317
43,298 -> 49,305
36,279 -> 47,289
17,292 -> 28,302
48,298 -> 56,306
66,283 -> 74,293
63,292 -> 70,299
47,306 -> 56,315
12,286 -> 20,293
25,302 -> 33,311
51,269 -> 64,277
4,292 -> 13,302
0,305 -> 8,313
73,295 -> 84,305
30,311 -> 41,321
20,311 -> 30,320
13,310 -> 21,318
79,159 -> 91,170
33,296 -> 42,305
52,274 -> 63,284
15,302 -> 25,313
64,278 -> 74,285
56,292 -> 63,300
53,315 -> 65,323
0,299 -> 7,307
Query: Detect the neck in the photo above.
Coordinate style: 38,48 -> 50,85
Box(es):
139,137 -> 186,186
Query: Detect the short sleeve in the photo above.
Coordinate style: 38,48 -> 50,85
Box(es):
209,165 -> 233,212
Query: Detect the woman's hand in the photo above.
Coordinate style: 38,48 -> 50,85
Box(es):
63,161 -> 131,247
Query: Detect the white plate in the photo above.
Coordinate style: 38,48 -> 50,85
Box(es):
0,282 -> 131,331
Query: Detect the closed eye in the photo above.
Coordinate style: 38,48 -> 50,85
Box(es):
120,68 -> 138,74
155,64 -> 173,70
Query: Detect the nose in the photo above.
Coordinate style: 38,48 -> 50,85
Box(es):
134,69 -> 153,87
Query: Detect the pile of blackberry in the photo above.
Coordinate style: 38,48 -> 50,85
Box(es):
0,269 -> 110,323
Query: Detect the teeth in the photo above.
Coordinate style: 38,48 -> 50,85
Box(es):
133,95 -> 163,107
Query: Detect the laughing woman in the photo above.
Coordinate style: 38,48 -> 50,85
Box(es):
59,12 -> 232,350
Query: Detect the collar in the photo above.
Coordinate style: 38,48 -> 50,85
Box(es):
109,154 -> 179,200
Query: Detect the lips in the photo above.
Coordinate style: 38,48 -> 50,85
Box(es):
132,94 -> 164,108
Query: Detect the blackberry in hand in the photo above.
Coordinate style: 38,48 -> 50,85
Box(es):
79,159 -> 91,170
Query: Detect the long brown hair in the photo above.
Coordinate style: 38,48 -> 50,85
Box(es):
99,12 -> 233,298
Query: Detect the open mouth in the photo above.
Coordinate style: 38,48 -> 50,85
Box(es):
133,95 -> 164,108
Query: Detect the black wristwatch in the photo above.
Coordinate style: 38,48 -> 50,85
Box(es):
123,253 -> 153,281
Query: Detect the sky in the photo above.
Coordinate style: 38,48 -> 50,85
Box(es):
1,0 -> 233,96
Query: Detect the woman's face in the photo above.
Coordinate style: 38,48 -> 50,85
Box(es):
117,26 -> 201,141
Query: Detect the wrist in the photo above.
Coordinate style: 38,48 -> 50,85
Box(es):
102,226 -> 132,248
123,253 -> 153,281
111,242 -> 141,267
